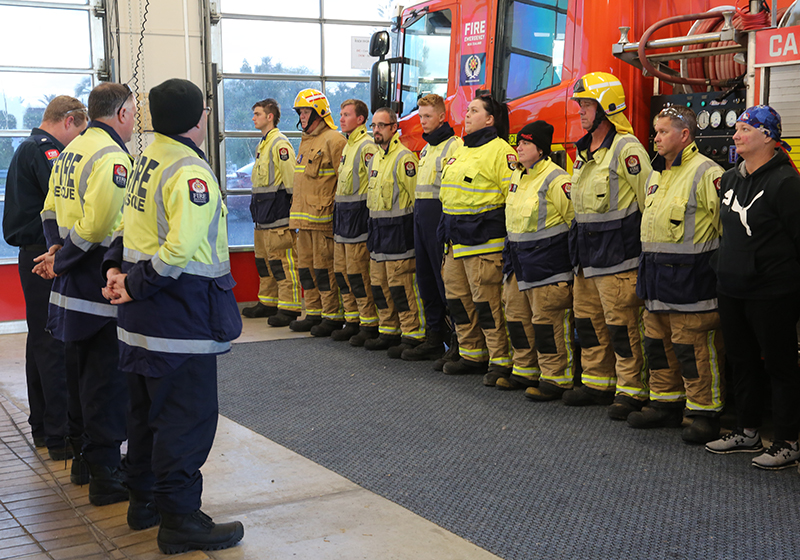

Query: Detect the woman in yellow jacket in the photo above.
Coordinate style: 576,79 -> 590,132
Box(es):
439,91 -> 517,385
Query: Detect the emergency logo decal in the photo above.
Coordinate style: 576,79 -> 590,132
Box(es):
405,161 -> 416,177
647,184 -> 658,196
364,152 -> 374,166
459,53 -> 486,86
506,154 -> 518,171
112,164 -> 127,188
188,178 -> 209,206
713,177 -> 721,194
625,155 -> 641,175
45,149 -> 60,160
561,182 -> 572,200
279,147 -> 290,161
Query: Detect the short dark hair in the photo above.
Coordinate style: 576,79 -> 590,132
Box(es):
654,105 -> 697,140
88,83 -> 132,120
42,95 -> 88,127
341,99 -> 369,122
474,89 -> 510,142
252,98 -> 281,125
374,106 -> 397,123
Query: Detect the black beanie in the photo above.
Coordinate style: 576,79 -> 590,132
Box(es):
149,79 -> 204,135
518,120 -> 554,158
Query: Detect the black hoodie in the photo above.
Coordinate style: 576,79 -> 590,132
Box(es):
713,149 -> 800,298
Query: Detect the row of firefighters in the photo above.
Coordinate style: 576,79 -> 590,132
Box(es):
247,72 -> 726,445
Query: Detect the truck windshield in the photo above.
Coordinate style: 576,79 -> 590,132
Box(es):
400,9 -> 452,117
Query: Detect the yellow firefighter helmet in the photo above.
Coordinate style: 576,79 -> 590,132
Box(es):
571,72 -> 627,116
293,88 -> 337,130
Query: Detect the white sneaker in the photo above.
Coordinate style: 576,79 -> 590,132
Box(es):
752,441 -> 800,470
705,428 -> 763,454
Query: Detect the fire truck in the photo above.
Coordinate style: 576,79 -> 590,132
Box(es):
368,0 -> 800,171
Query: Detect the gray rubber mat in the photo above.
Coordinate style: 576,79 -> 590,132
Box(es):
218,338 -> 800,560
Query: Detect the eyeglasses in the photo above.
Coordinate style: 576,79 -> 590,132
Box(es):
116,83 -> 133,117
657,107 -> 688,122
370,122 -> 396,130
204,107 -> 212,114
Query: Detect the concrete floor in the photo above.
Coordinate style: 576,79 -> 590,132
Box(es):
0,318 -> 501,560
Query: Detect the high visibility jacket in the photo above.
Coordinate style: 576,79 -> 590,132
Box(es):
40,122 -> 132,342
637,143 -> 723,312
289,123 -> 346,231
439,127 -> 516,258
366,131 -> 417,261
416,132 -> 462,201
250,127 -> 295,229
334,125 -> 378,243
506,157 -> 574,290
109,133 -> 241,378
569,128 -> 651,277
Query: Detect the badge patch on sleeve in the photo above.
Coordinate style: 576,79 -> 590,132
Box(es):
188,178 -> 210,206
561,182 -> 572,200
112,164 -> 128,188
404,161 -> 416,177
45,149 -> 60,160
713,177 -> 721,194
647,184 -> 658,196
625,155 -> 641,175
364,152 -> 374,166
279,147 -> 290,161
507,154 -> 518,170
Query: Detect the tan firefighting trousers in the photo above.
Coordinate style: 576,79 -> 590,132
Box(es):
644,311 -> 725,415
253,227 -> 301,312
369,258 -> 424,338
296,229 -> 343,320
503,274 -> 540,379
529,281 -> 577,390
334,241 -> 378,327
573,270 -> 648,401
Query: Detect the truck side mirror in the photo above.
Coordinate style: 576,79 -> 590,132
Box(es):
370,60 -> 391,113
369,31 -> 390,59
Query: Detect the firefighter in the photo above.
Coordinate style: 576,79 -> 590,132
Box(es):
401,93 -> 463,365
627,105 -> 725,444
3,96 -> 87,462
566,72 -> 652,420
439,90 -> 516,385
332,99 -> 380,345
103,78 -> 244,552
496,120 -> 577,399
241,98 -> 302,325
288,89 -> 347,335
34,83 -> 134,505
364,107 -> 425,355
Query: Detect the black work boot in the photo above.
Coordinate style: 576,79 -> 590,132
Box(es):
401,329 -> 446,361
682,416 -> 721,444
310,319 -> 344,338
69,437 -> 89,485
157,510 -> 244,554
433,332 -> 460,371
364,333 -> 402,351
128,489 -> 161,530
443,358 -> 488,376
331,322 -> 360,341
562,385 -> 614,407
387,337 -> 422,359
350,326 -> 379,347
483,365 -> 512,387
86,462 -> 128,506
524,382 -> 565,401
289,314 -> 322,332
627,406 -> 684,429
241,302 -> 277,318
267,309 -> 300,327
497,373 -> 539,391
608,397 -> 646,421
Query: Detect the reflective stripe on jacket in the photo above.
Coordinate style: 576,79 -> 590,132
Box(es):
334,125 -> 379,243
250,128 -> 295,229
637,143 -> 723,312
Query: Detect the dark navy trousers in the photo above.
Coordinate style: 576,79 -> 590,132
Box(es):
124,355 -> 219,514
414,199 -> 448,333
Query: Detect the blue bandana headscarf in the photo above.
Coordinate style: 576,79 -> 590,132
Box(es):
737,105 -> 791,152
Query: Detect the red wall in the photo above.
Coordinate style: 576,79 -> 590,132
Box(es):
0,250 -> 259,323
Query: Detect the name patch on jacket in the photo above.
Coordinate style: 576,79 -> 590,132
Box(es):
574,160 -> 584,170
189,178 -> 209,205
509,182 -> 518,193
112,164 -> 128,188
296,154 -> 303,164
625,155 -> 641,175
279,147 -> 290,161
45,149 -> 60,160
507,154 -> 518,170
370,169 -> 378,178
446,157 -> 456,165
340,154 -> 346,165
405,161 -> 416,177
647,183 -> 658,195
561,182 -> 572,199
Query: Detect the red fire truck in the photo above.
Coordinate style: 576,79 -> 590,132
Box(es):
368,0 -> 799,170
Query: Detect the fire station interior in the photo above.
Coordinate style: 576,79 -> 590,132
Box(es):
1,0 -> 800,559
